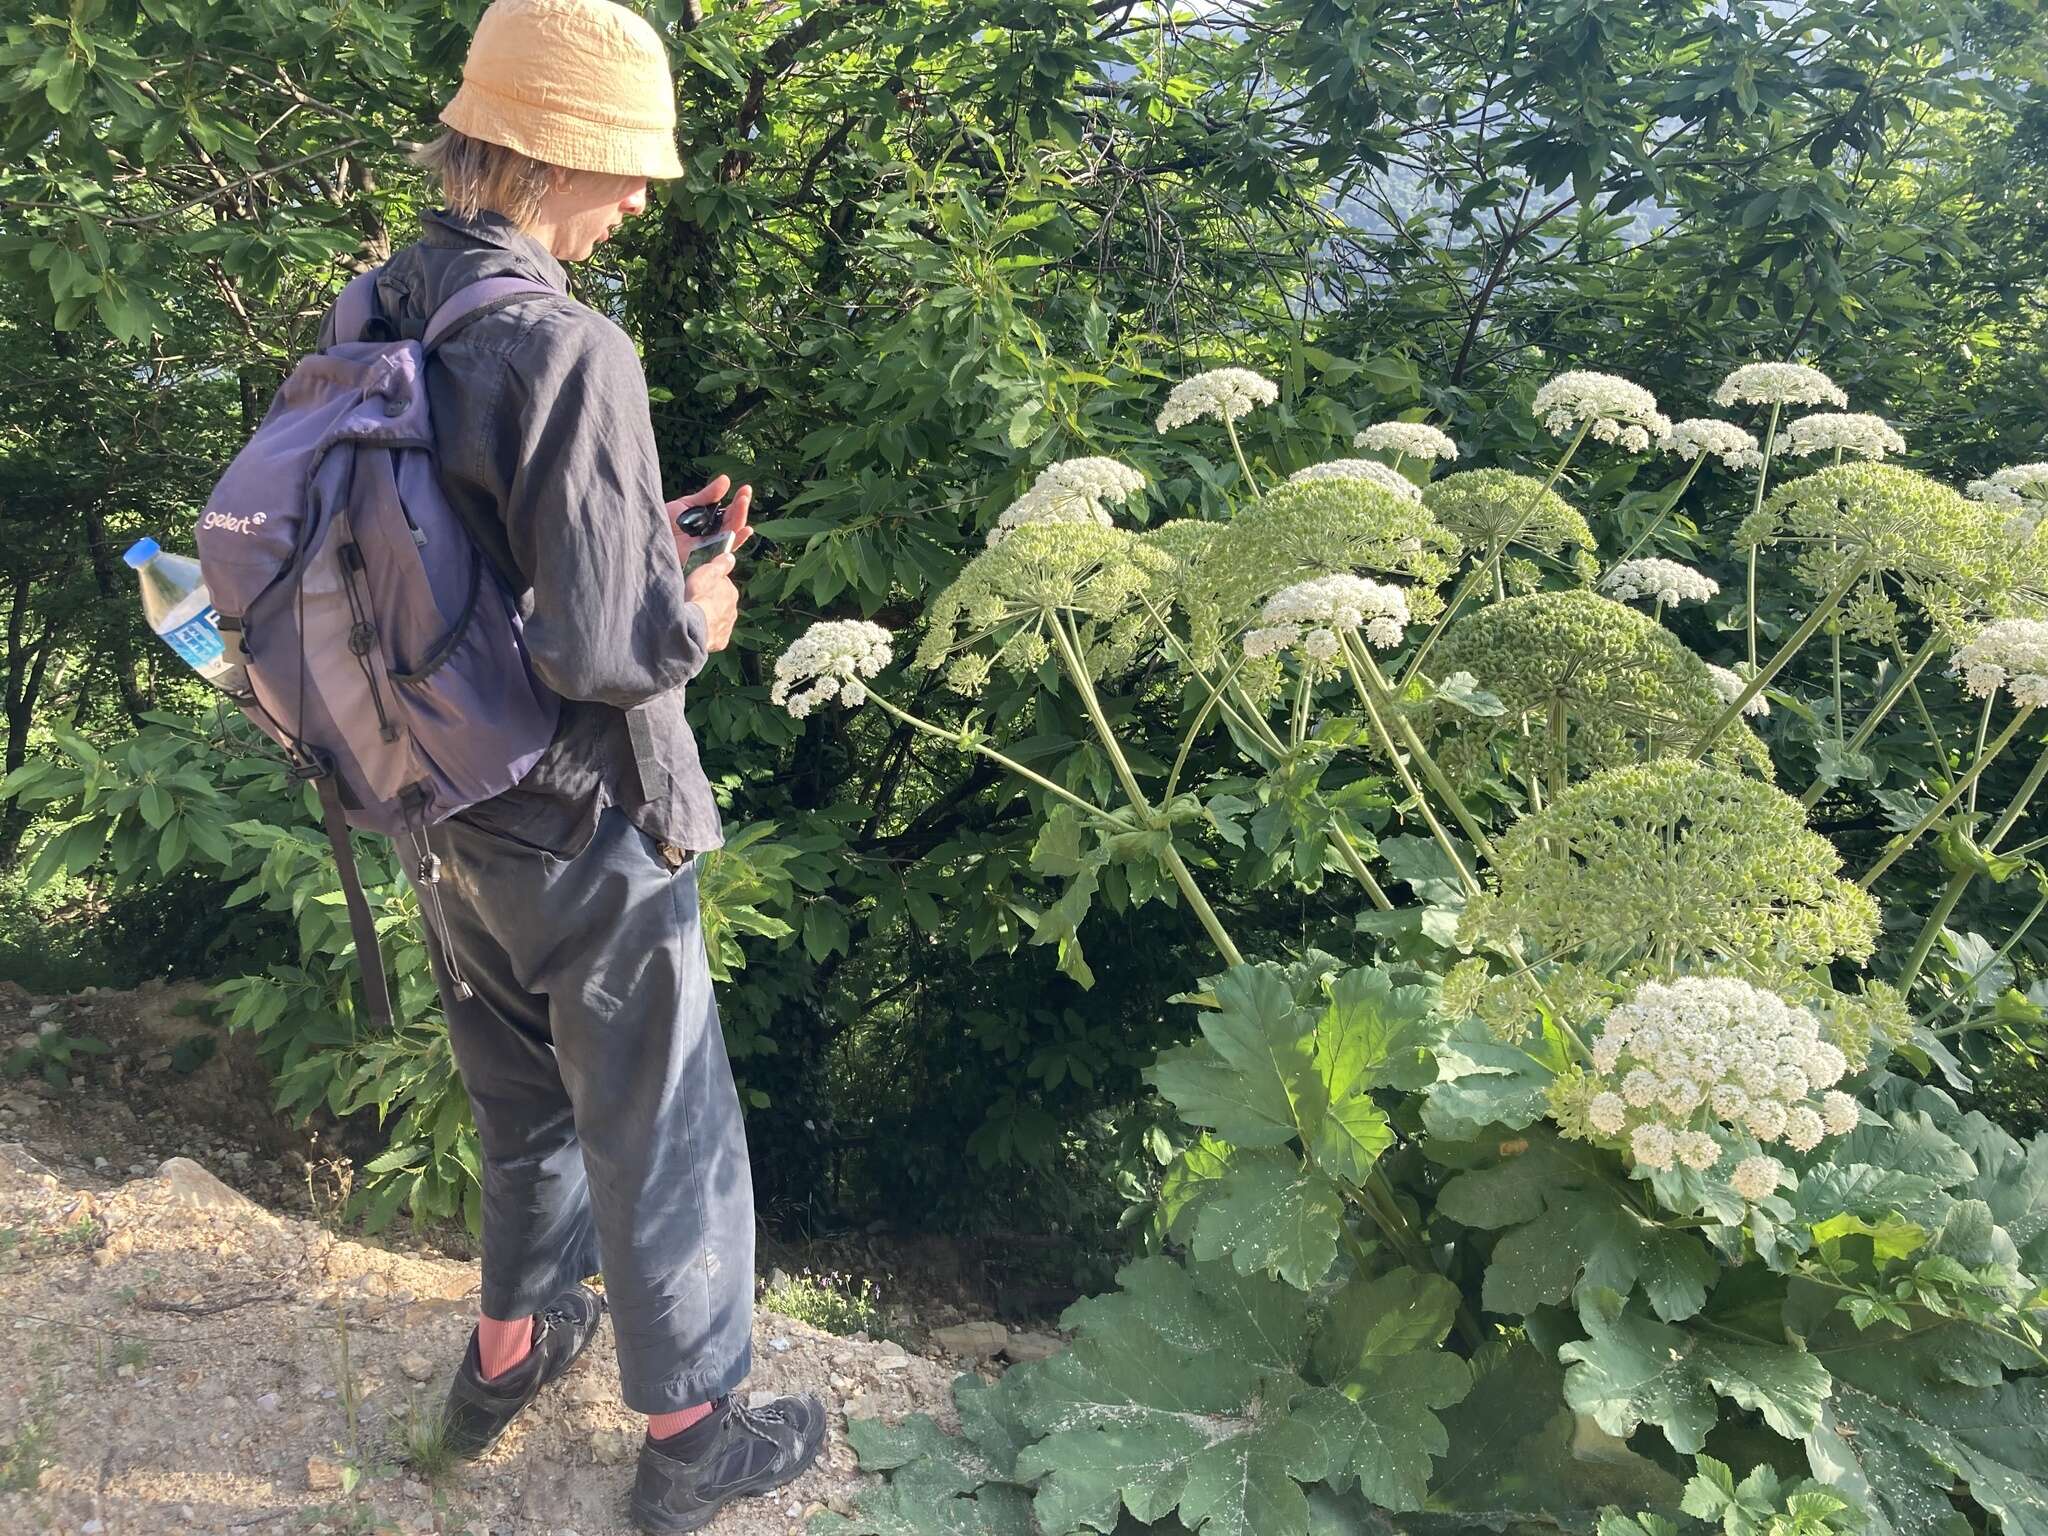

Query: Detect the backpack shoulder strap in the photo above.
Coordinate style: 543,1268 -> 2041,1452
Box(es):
423,276 -> 561,351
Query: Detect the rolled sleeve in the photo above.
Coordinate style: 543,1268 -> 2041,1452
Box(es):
481,309 -> 706,708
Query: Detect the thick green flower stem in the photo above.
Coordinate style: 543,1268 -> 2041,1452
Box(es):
1329,823 -> 1397,912
1346,639 -> 1500,867
1968,694 -> 1995,816
1222,415 -> 1259,495
1694,559 -> 1873,754
1404,422 -> 1592,685
1336,647 -> 1481,897
1049,616 -> 1245,967
865,693 -> 1127,835
1745,403 -> 1784,669
1860,706 -> 2038,890
1164,652 -> 1252,804
1929,886 -> 2048,1027
1896,743 -> 2048,991
1139,597 -> 1287,762
1614,455 -> 1707,565
1799,630 -> 1944,808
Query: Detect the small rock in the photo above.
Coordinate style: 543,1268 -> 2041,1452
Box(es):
1003,1330 -> 1065,1363
829,1373 -> 854,1393
82,1520 -> 104,1534
845,1394 -> 882,1421
870,1341 -> 910,1372
115,1363 -> 135,1380
590,1427 -> 636,1464
399,1352 -> 435,1383
402,1479 -> 429,1501
157,1157 -> 256,1213
28,1003 -> 56,1020
126,1163 -> 145,1176
94,1155 -> 110,1170
564,1374 -> 607,1404
767,1335 -> 793,1353
306,1455 -> 345,1491
256,1392 -> 281,1413
933,1321 -> 1008,1358
10,1033 -> 34,1054
827,1493 -> 856,1517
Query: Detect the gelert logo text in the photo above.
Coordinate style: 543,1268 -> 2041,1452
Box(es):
202,510 -> 269,535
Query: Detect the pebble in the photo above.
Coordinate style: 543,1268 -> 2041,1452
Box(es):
399,1352 -> 435,1383
767,1335 -> 792,1353
590,1427 -> 636,1465
115,1364 -> 135,1380
870,1341 -> 910,1372
29,1003 -> 56,1019
94,1155 -> 110,1169
306,1455 -> 344,1491
256,1392 -> 281,1412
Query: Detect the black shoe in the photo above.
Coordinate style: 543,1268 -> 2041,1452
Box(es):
630,1393 -> 828,1534
441,1283 -> 606,1459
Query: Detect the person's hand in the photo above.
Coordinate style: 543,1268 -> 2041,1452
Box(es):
684,552 -> 739,652
665,476 -> 754,567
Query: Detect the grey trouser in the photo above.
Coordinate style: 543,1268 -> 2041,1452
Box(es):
422,807 -> 754,1413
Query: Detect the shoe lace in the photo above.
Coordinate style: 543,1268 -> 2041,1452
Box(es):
727,1397 -> 796,1446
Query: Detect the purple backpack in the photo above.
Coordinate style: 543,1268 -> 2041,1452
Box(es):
194,270 -> 562,1028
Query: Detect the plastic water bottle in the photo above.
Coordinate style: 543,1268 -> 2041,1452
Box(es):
124,538 -> 251,699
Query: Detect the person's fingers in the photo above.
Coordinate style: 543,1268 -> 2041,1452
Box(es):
725,484 -> 754,547
667,475 -> 731,512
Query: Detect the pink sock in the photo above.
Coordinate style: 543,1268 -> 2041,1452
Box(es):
648,1401 -> 715,1441
477,1314 -> 535,1380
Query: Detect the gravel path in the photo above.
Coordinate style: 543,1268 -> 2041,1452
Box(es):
0,1144 -> 964,1536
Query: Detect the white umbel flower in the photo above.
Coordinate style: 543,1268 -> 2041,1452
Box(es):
1706,664 -> 1769,717
1600,558 -> 1720,607
1531,371 -> 1672,453
1730,1154 -> 1786,1203
1576,976 -> 1857,1160
1631,1122 -> 1677,1172
1820,1090 -> 1859,1136
1588,1092 -> 1628,1135
1241,573 -> 1410,662
987,457 -> 1146,546
1665,418 -> 1763,472
1355,422 -> 1459,463
1969,464 -> 2048,534
772,621 -> 894,719
1951,620 -> 2048,708
1156,368 -> 1279,432
1287,459 -> 1424,502
1675,1129 -> 1722,1172
1711,362 -> 1848,410
1780,412 -> 1907,461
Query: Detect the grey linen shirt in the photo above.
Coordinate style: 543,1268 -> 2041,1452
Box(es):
322,210 -> 723,859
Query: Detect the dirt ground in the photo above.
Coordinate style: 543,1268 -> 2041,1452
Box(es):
0,1141 -> 980,1535
0,983 -> 1063,1536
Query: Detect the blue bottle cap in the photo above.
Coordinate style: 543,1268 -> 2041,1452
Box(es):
123,538 -> 161,569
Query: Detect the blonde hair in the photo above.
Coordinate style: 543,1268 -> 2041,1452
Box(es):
413,129 -> 558,227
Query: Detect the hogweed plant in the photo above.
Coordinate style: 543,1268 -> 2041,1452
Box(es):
794,363 -> 2048,1536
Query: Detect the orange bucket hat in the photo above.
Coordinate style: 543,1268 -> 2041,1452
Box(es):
439,0 -> 685,181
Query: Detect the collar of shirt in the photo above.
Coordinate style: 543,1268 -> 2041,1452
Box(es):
422,208 -> 570,295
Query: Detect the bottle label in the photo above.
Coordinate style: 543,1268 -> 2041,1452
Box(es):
160,609 -> 232,680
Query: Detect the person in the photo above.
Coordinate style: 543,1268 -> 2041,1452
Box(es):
322,0 -> 825,1528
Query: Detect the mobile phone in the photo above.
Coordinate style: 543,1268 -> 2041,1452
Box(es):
683,529 -> 735,576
